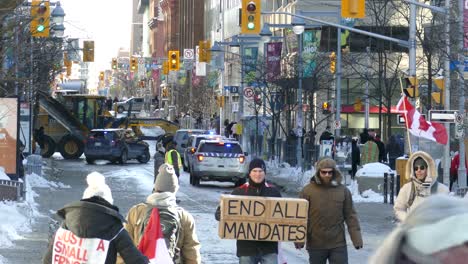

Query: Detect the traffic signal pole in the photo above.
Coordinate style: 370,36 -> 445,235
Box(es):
457,0 -> 466,188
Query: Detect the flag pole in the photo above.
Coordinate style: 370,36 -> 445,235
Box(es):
399,77 -> 412,155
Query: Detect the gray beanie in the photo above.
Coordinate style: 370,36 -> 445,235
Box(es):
154,163 -> 179,193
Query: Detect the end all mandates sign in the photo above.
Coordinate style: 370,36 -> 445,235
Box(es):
218,195 -> 309,242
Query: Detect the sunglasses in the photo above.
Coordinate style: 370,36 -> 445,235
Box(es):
320,170 -> 333,175
414,166 -> 426,171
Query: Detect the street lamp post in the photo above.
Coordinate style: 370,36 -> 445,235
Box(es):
292,18 -> 305,170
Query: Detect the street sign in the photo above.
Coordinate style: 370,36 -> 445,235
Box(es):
334,120 -> 341,129
398,114 -> 426,124
243,87 -> 254,98
449,60 -> 468,72
184,49 -> 194,60
429,110 -> 458,123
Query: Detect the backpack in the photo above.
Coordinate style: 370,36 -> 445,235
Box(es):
408,181 -> 438,207
139,204 -> 181,263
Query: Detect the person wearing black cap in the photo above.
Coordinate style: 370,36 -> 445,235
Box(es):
215,158 -> 281,264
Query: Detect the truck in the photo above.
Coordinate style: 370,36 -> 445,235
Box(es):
35,90 -> 179,159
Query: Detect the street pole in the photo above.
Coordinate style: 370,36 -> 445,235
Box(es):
365,46 -> 370,129
29,36 -> 34,155
457,0 -> 466,188
443,0 -> 451,185
297,32 -> 303,169
409,3 -> 417,78
335,27 -> 342,137
239,40 -> 245,152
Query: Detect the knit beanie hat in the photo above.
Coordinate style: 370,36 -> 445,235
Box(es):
154,163 -> 179,193
414,157 -> 427,168
249,158 -> 266,173
82,172 -> 114,204
317,158 -> 337,171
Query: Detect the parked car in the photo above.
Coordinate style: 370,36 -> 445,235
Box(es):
173,129 -> 209,163
84,128 -> 151,164
183,134 -> 224,171
190,139 -> 248,186
114,97 -> 145,113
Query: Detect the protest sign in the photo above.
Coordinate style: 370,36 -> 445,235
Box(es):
52,227 -> 110,264
218,195 -> 308,242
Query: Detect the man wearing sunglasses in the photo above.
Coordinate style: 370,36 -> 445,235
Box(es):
295,158 -> 363,264
394,151 -> 449,222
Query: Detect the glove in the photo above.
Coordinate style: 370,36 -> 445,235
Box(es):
294,242 -> 304,249
355,245 -> 363,250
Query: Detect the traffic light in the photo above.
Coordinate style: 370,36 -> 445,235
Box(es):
162,87 -> 168,98
431,78 -> 445,105
162,61 -> 169,75
130,57 -> 138,72
168,50 -> 180,71
241,0 -> 261,34
341,0 -> 365,19
354,98 -> 362,112
198,41 -> 211,63
83,41 -> 95,62
99,71 -> 105,81
112,58 -> 118,70
404,76 -> 419,98
322,101 -> 331,114
329,52 -> 336,74
30,0 -> 50,38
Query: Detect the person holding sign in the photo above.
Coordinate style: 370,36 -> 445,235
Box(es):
215,158 -> 282,264
43,172 -> 149,264
295,158 -> 363,264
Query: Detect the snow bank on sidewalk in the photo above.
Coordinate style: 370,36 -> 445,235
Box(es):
0,172 -> 69,260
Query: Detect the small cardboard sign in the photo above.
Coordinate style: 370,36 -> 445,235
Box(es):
218,195 -> 308,242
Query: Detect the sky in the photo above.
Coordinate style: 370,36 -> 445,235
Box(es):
59,0 -> 133,85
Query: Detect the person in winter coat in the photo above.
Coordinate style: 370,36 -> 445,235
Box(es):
449,151 -> 468,191
295,158 -> 363,264
215,158 -> 282,264
370,194 -> 468,264
374,134 -> 386,163
393,151 -> 449,222
119,163 -> 201,264
351,139 -> 360,180
43,172 -> 148,264
385,135 -> 403,170
360,137 -> 379,165
359,128 -> 370,144
165,143 -> 182,178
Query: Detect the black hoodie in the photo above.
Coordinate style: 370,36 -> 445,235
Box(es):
43,196 -> 148,264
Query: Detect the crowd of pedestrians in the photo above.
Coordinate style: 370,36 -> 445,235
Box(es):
42,145 -> 468,264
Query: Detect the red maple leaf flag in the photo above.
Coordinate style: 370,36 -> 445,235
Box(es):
396,95 -> 448,145
137,208 -> 173,264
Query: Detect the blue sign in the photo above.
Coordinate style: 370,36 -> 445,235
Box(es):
449,60 -> 468,72
224,86 -> 239,93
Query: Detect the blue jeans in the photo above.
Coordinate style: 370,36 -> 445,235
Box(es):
239,253 -> 278,264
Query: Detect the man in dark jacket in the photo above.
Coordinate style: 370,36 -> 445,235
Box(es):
215,158 -> 281,264
295,158 -> 363,264
43,172 -> 148,264
374,134 -> 386,163
351,139 -> 360,180
386,135 -> 403,170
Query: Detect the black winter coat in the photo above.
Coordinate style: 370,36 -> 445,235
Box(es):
215,179 -> 282,257
43,196 -> 148,264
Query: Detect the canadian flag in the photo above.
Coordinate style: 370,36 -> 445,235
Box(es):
396,95 -> 448,145
137,208 -> 173,264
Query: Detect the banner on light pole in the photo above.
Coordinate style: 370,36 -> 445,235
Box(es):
302,30 -> 321,78
266,42 -> 282,82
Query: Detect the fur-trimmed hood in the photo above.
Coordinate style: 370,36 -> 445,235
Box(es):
405,151 -> 437,185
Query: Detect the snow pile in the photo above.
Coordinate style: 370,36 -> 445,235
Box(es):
27,173 -> 71,189
356,163 -> 393,178
265,161 -> 314,192
347,180 -> 392,203
140,126 -> 165,138
0,172 -> 68,256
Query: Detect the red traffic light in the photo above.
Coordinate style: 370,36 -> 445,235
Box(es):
170,52 -> 177,59
246,2 -> 256,12
37,3 -> 48,14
